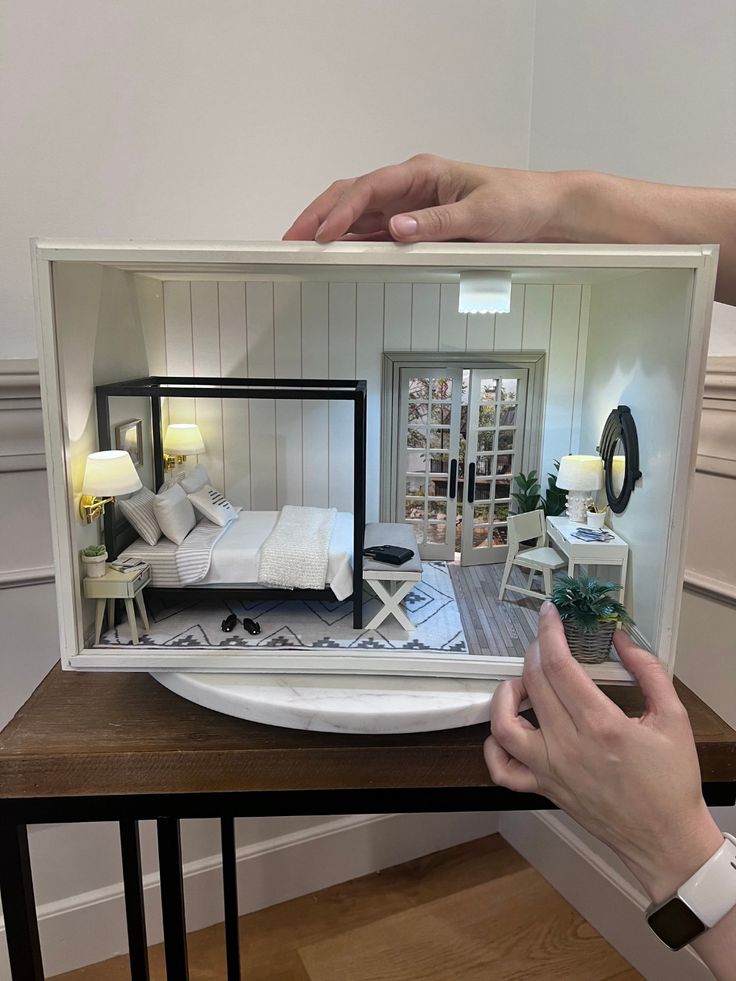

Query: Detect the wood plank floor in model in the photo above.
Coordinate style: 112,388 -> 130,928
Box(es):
450,562 -> 541,657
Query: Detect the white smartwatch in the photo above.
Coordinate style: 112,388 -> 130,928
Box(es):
646,833 -> 736,950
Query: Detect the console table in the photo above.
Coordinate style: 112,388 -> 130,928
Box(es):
1,665 -> 734,980
546,515 -> 630,603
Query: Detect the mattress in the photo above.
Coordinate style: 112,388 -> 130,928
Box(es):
120,510 -> 355,600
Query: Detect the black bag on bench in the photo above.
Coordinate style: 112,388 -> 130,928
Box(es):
363,545 -> 415,565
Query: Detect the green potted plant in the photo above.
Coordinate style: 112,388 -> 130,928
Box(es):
542,460 -> 566,517
550,575 -> 633,664
511,470 -> 541,513
81,543 -> 107,578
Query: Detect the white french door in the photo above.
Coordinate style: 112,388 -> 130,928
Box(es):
395,364 -> 530,565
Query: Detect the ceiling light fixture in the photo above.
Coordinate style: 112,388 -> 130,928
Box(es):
458,270 -> 512,315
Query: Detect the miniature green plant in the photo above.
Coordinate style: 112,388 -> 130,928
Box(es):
82,544 -> 107,557
511,470 -> 541,513
550,575 -> 633,633
542,460 -> 567,517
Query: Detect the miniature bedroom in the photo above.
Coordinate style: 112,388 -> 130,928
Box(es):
37,240 -> 715,687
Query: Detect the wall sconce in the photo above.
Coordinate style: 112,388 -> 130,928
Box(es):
556,455 -> 604,524
80,450 -> 142,524
458,270 -> 512,315
163,423 -> 205,471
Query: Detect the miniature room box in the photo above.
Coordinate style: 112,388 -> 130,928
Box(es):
32,240 -> 717,686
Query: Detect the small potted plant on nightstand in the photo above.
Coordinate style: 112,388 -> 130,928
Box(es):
550,575 -> 633,664
81,543 -> 107,578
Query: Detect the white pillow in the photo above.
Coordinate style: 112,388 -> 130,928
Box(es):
188,484 -> 239,527
117,486 -> 161,546
179,464 -> 209,495
153,484 -> 196,545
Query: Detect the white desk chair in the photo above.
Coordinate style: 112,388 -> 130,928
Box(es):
498,509 -> 566,602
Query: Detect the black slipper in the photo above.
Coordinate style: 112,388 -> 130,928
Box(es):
221,613 -> 238,632
243,617 -> 261,635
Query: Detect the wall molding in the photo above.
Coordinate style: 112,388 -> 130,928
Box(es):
499,811 -> 710,981
683,569 -> 736,608
0,359 -> 45,472
697,357 -> 736,478
703,356 -> 736,401
0,566 -> 55,590
0,811 -> 496,979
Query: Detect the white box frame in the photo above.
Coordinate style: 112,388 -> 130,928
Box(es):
31,240 -> 718,684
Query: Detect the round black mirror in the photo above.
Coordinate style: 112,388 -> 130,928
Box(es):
598,406 -> 641,513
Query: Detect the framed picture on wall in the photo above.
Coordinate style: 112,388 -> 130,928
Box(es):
114,419 -> 143,468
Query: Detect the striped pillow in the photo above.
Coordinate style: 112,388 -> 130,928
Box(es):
118,486 -> 161,546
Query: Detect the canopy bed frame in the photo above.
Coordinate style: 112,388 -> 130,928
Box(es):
95,376 -> 367,628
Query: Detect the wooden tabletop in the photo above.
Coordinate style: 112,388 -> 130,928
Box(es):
0,665 -> 734,801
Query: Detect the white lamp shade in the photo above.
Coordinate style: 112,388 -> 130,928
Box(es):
458,270 -> 512,315
557,455 -> 604,491
82,450 -> 142,496
163,423 -> 205,454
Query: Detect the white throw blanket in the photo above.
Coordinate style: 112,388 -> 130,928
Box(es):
258,505 -> 337,591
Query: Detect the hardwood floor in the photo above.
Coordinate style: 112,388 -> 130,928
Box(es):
450,561 -> 541,657
54,834 -> 641,981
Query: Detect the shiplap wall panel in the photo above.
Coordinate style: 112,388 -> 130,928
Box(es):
191,282 -> 224,494
541,285 -> 583,480
384,284 -> 412,351
158,277 -> 589,520
218,282 -> 251,507
301,283 -> 330,508
246,283 -> 277,509
356,284 -> 385,521
410,284 -> 440,352
439,284 -> 467,352
495,284 -> 524,351
466,311 -> 495,352
274,282 -> 303,507
328,284 -> 357,512
163,281 -> 195,425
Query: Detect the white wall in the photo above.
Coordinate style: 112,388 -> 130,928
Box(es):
529,0 -> 736,356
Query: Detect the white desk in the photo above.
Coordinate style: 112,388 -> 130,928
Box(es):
546,516 -> 629,604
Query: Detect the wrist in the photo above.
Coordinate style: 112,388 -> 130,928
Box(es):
624,808 -> 725,905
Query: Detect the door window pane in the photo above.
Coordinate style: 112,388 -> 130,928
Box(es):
477,431 -> 495,452
408,402 -> 428,425
407,427 -> 427,448
426,522 -> 448,544
406,477 -> 424,496
430,428 -> 451,450
473,504 -> 491,524
492,526 -> 509,545
474,480 -> 491,501
496,455 -> 513,475
500,378 -> 518,401
479,378 -> 497,400
475,454 -> 494,477
494,502 -> 510,522
500,405 -> 517,426
428,500 -> 448,520
432,377 -> 453,400
473,525 -> 490,547
495,479 -> 511,500
478,405 -> 496,427
429,452 -> 449,473
409,378 -> 429,399
497,430 -> 514,451
431,404 -> 452,425
428,474 -> 448,497
406,449 -> 427,472
405,498 -> 425,520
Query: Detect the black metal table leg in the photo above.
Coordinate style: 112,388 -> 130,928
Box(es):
156,817 -> 189,980
120,820 -> 150,981
220,816 -> 241,980
0,824 -> 44,980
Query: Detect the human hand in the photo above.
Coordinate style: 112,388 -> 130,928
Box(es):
283,154 -> 570,245
485,601 -> 724,904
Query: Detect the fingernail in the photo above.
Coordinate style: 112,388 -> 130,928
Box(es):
540,600 -> 554,617
390,214 -> 418,238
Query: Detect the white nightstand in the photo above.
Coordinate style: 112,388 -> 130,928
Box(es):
84,564 -> 151,644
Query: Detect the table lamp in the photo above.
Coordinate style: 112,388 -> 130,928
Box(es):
556,455 -> 604,523
163,423 -> 205,471
80,450 -> 142,523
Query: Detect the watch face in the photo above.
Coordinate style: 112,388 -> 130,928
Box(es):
647,897 -> 705,951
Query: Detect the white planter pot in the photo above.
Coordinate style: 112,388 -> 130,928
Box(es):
82,553 -> 107,578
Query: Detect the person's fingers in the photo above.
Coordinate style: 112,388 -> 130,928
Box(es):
283,177 -> 357,240
483,735 -> 540,794
612,631 -> 684,718
490,677 -> 545,768
536,601 -> 625,727
522,638 -> 576,736
312,161 -> 432,243
388,199 -> 477,242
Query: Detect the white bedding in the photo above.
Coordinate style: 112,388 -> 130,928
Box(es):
120,510 -> 355,600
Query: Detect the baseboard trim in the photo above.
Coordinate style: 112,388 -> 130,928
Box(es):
499,811 -> 710,980
0,811 -> 496,978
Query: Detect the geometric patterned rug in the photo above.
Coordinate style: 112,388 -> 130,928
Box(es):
99,561 -> 469,654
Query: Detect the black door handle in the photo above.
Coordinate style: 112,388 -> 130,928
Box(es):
468,462 -> 476,504
449,459 -> 458,499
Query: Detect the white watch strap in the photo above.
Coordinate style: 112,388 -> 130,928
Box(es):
679,833 -> 736,928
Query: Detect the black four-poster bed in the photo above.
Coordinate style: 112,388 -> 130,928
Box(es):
96,376 -> 367,628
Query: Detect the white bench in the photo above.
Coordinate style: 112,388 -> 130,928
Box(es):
363,522 -> 422,631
